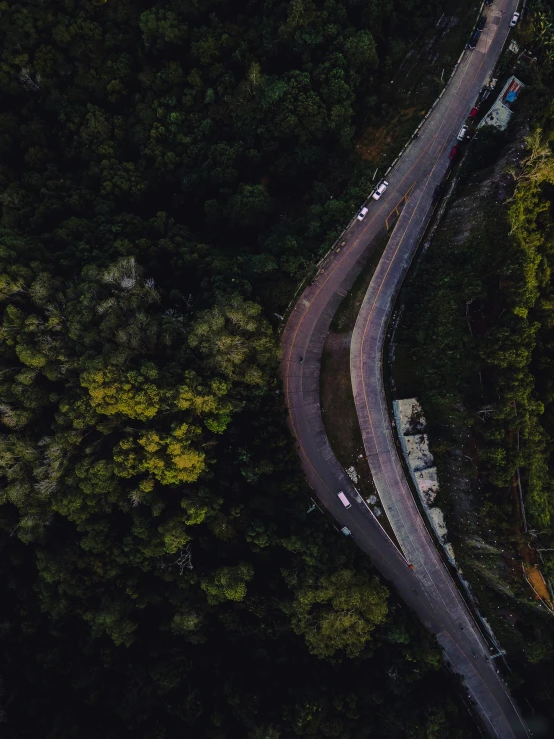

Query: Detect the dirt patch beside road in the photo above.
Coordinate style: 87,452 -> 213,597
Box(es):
321,233 -> 400,545
320,332 -> 372,498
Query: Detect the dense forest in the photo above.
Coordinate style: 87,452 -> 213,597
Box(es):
0,0 -> 480,737
393,9 -> 554,727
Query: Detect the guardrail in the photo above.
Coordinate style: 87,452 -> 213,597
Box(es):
380,190 -> 507,661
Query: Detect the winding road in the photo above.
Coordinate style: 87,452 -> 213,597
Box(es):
281,1 -> 529,737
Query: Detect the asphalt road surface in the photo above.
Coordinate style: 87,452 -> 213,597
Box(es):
281,1 -> 530,737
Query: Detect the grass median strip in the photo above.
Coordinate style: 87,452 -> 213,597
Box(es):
320,235 -> 400,547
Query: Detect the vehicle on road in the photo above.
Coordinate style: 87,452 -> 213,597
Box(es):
484,0 -> 492,5
299,356 -> 303,364
432,183 -> 443,203
449,144 -> 460,160
357,206 -> 368,221
337,491 -> 351,509
510,11 -> 520,27
468,106 -> 479,119
457,124 -> 468,141
478,87 -> 490,103
372,180 -> 389,200
282,6 -> 530,731
341,526 -> 352,536
477,16 -> 486,31
469,30 -> 481,49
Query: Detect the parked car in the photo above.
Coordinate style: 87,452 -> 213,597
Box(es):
477,87 -> 490,103
484,0 -> 492,5
510,11 -> 520,27
457,124 -> 468,141
449,145 -> 460,160
372,180 -> 389,200
357,206 -> 368,221
469,30 -> 481,49
468,106 -> 479,119
477,16 -> 486,31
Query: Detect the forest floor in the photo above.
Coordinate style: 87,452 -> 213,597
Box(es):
523,564 -> 553,607
358,0 -> 481,169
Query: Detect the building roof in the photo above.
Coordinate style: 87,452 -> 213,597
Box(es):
477,75 -> 525,131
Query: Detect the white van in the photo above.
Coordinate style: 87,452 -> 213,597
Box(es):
337,491 -> 351,509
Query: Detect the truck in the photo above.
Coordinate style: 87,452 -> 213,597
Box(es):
337,491 -> 351,509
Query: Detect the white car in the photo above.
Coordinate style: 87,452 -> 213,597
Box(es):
372,180 -> 389,200
457,124 -> 468,141
510,11 -> 520,27
357,206 -> 369,221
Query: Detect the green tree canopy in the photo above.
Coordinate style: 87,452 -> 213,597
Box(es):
291,569 -> 389,658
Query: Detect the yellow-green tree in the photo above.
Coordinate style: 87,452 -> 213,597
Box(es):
80,362 -> 162,421
290,569 -> 388,659
113,424 -> 206,485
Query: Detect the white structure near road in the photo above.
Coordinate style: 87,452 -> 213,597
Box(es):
477,75 -> 525,132
346,465 -> 359,483
393,399 -> 457,565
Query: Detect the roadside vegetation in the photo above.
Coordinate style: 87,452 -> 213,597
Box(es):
0,0 -> 482,736
358,0 -> 481,168
391,3 -> 554,726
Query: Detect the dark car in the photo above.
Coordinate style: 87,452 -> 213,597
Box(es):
477,87 -> 490,103
469,30 -> 481,49
449,145 -> 460,161
484,0 -> 492,4
432,184 -> 443,203
477,16 -> 486,31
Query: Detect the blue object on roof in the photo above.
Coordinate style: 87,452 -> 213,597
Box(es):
505,90 -> 517,103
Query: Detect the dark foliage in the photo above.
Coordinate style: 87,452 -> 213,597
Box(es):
0,1 -> 478,737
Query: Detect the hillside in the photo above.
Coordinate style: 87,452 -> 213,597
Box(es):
0,0 -> 480,737
392,74 -> 554,731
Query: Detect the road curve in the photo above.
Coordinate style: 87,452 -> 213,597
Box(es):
281,0 -> 529,737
